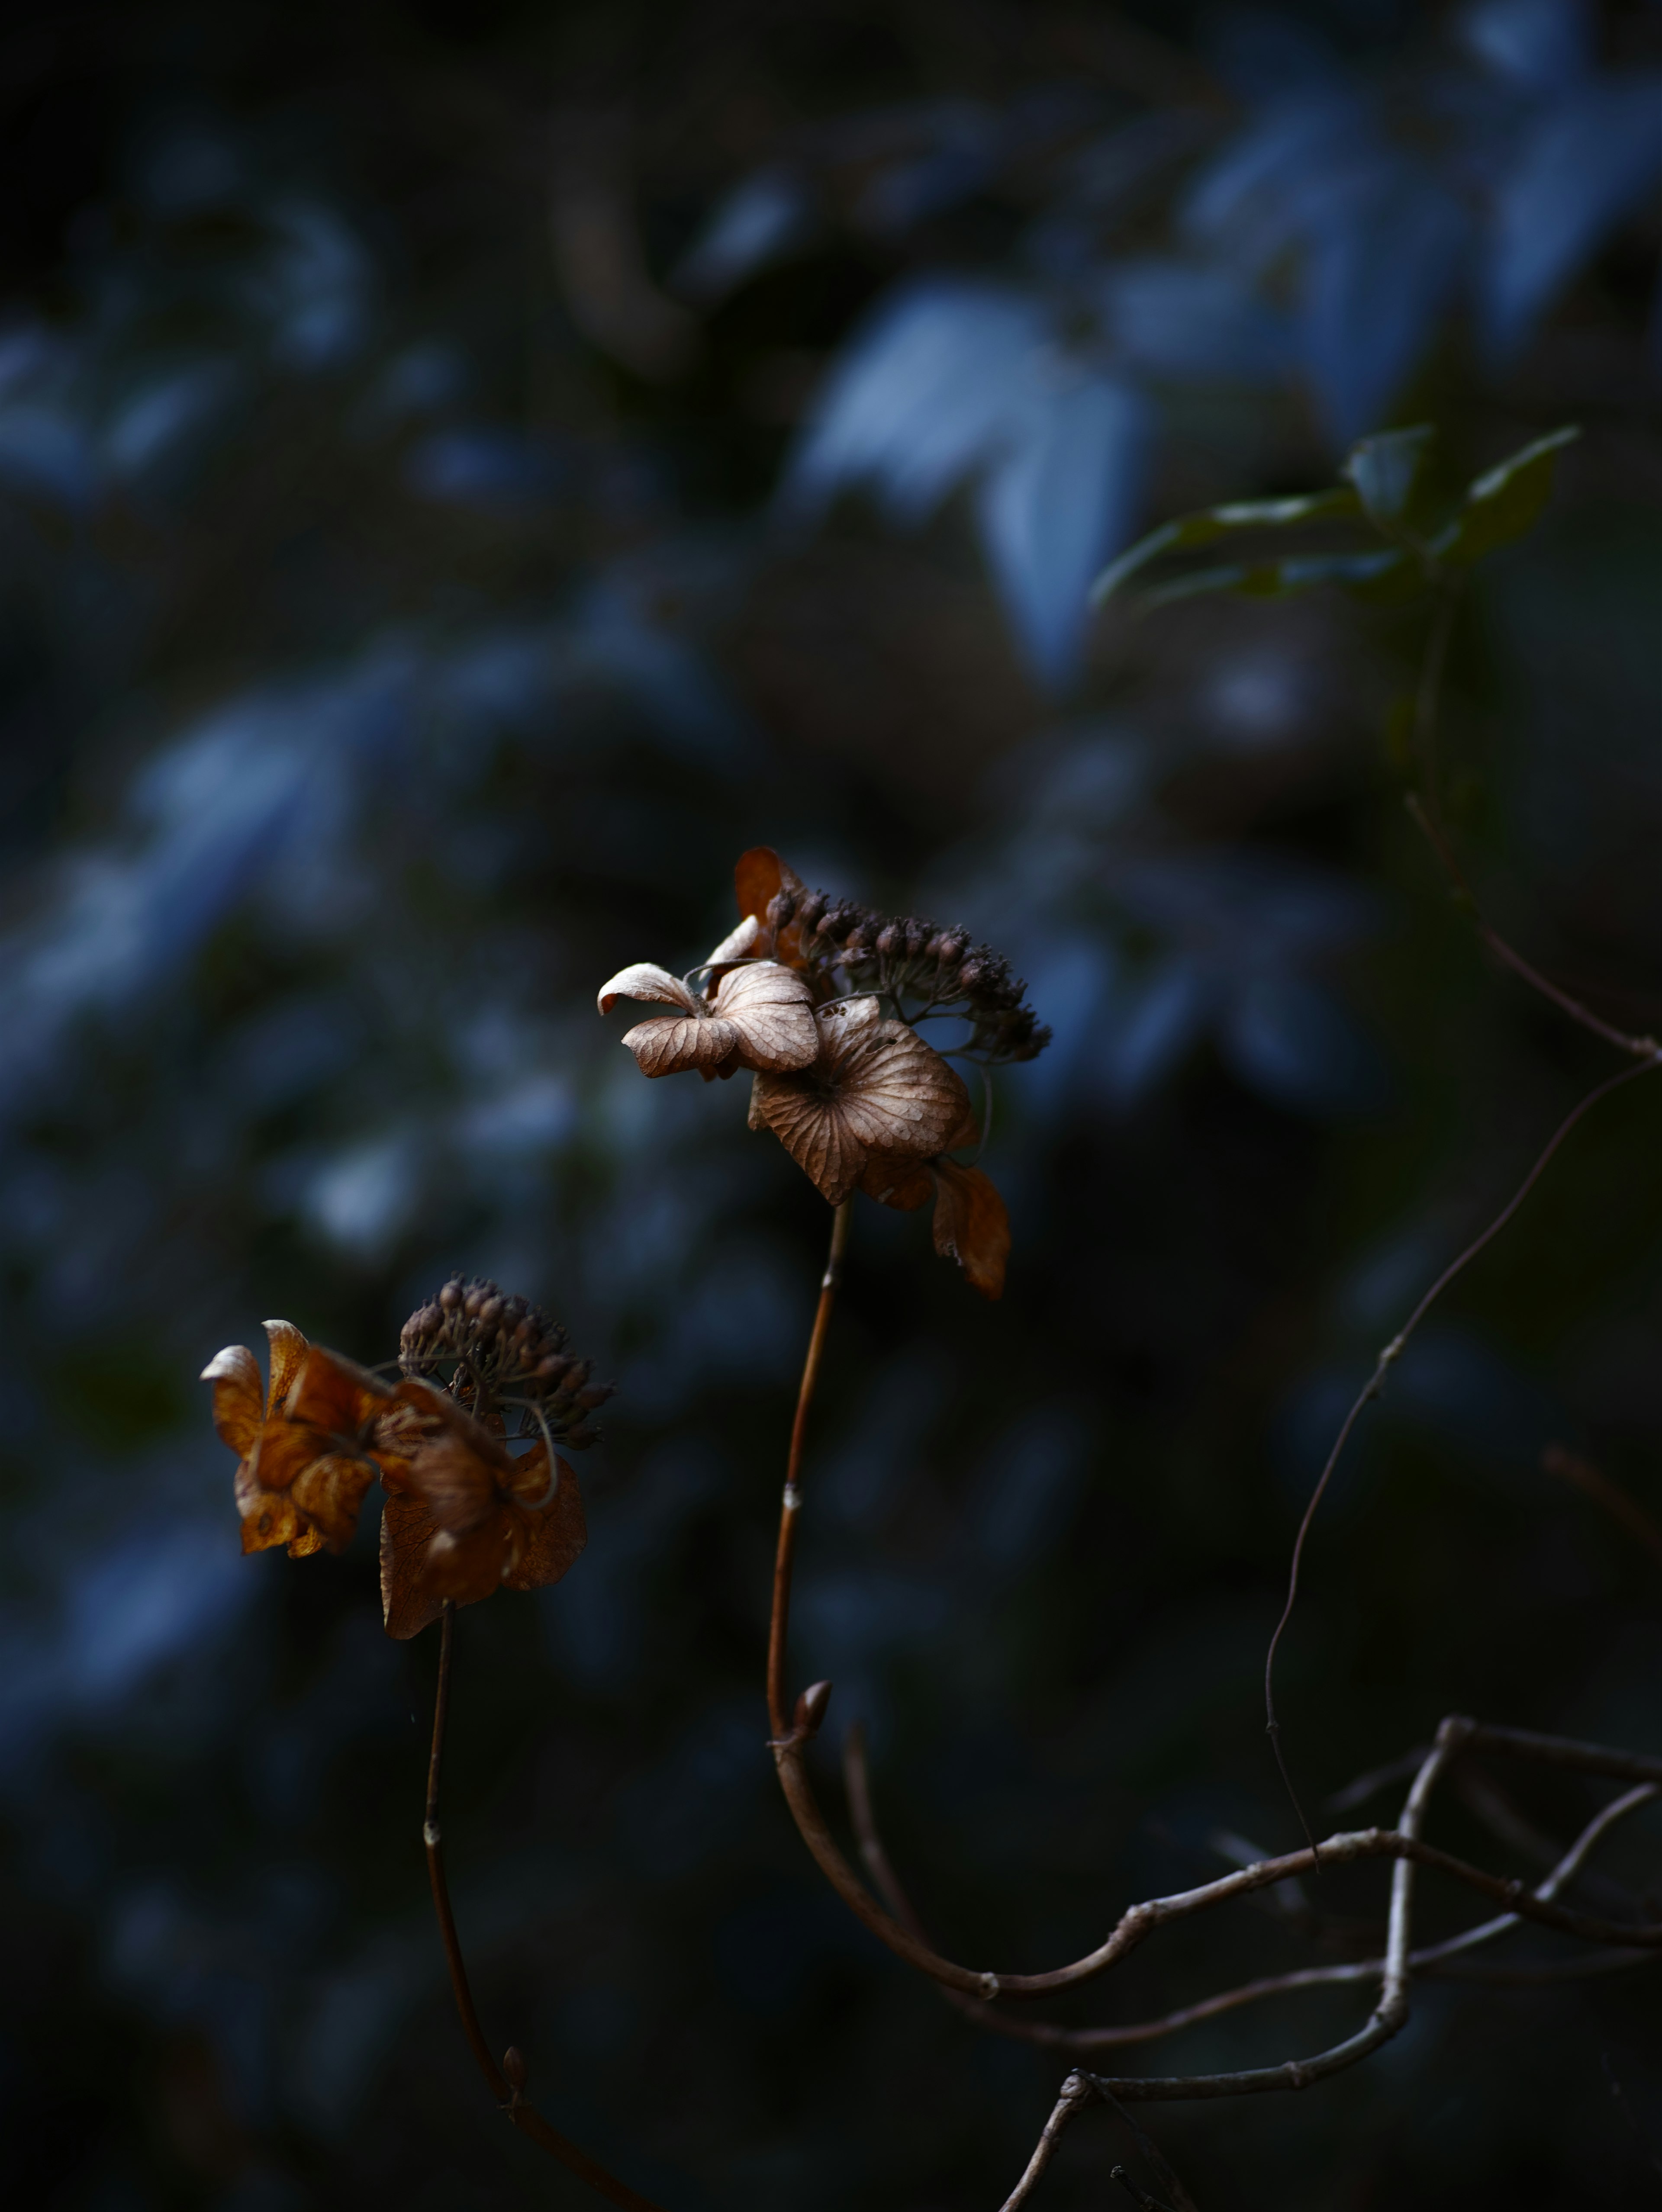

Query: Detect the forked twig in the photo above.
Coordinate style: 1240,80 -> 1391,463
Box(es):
424,1605 -> 669,2210
1262,1052 -> 1659,1848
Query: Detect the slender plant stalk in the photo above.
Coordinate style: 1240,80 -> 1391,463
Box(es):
423,1603 -> 669,2211
768,1197 -> 852,1739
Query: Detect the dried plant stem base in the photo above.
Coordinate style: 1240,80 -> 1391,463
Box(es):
422,1604 -> 668,2212
764,1216 -> 1662,2209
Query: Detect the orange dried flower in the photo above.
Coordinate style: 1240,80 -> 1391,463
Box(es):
203,1321 -> 404,1557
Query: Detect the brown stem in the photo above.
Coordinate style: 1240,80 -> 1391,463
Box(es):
1406,794 -> 1660,1064
1543,1443 -> 1662,1570
996,2074 -> 1092,2211
423,1604 -> 669,2211
768,1198 -> 852,1739
793,1710 -> 1662,2006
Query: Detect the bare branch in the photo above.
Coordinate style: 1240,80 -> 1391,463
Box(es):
996,2074 -> 1092,2212
1263,1054 -> 1662,1833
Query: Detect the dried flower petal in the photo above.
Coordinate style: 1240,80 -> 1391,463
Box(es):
203,1344 -> 263,1456
931,1161 -> 1011,1299
753,1008 -> 971,1205
207,1324 -> 399,1559
378,1381 -> 586,1639
596,963 -> 700,1017
609,958 -> 818,1079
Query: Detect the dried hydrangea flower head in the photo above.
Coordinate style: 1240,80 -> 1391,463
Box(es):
398,1274 -> 612,1447
598,847 -> 1047,1299
206,1284 -> 607,1639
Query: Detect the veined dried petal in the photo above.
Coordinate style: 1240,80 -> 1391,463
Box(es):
931,1161 -> 1010,1299
379,1425 -> 585,1639
209,1325 -> 398,1559
203,1344 -> 263,1456
708,961 -> 818,1070
622,1009 -> 740,1077
754,1010 -> 970,1206
614,959 -> 817,1079
596,963 -> 701,1016
263,1318 -> 310,1410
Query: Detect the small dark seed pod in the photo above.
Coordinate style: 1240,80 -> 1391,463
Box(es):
439,1280 -> 462,1311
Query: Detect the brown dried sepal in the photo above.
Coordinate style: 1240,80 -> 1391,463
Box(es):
204,1322 -> 397,1558
378,1381 -> 587,1640
751,1000 -> 972,1206
734,846 -> 808,971
931,1160 -> 1010,1299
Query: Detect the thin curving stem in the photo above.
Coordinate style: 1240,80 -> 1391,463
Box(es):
422,1604 -> 669,2210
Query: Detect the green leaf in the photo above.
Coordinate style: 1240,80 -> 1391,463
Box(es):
1091,485 -> 1363,604
1432,425 -> 1580,566
1138,547 -> 1414,609
1343,424 -> 1437,534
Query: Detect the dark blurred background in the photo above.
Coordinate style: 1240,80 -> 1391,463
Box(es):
1,2 -> 1659,2206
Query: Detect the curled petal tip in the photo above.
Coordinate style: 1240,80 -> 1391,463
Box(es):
200,1345 -> 251,1382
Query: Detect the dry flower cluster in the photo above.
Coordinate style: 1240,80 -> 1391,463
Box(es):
598,845 -> 1027,1297
205,1279 -> 602,1640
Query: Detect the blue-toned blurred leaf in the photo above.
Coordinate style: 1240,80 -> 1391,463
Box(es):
1301,159 -> 1470,445
673,168 -> 817,302
103,360 -> 239,483
1461,0 -> 1593,90
783,278 -> 1045,527
1218,973 -> 1388,1118
0,404 -> 100,510
1343,423 -> 1437,533
976,373 -> 1147,685
1091,486 -> 1362,604
1182,89 -> 1365,273
1432,424 -> 1579,564
851,100 -> 996,232
1485,74 -> 1662,355
1097,958 -> 1214,1106
403,426 -> 563,509
263,198 -> 374,370
1098,258 -> 1292,383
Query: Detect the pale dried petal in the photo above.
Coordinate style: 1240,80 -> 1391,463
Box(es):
262,1319 -> 310,1413
711,961 -> 819,1071
596,962 -> 701,1016
703,913 -> 759,967
622,1011 -> 738,1077
202,1344 -> 263,1456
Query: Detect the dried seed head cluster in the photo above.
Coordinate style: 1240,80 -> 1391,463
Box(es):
767,883 -> 1051,1065
598,847 -> 1045,1298
399,1275 -> 612,1447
